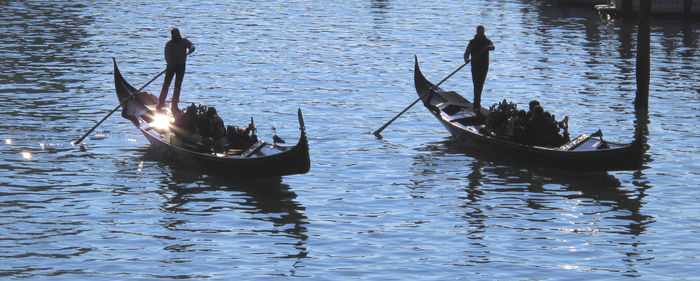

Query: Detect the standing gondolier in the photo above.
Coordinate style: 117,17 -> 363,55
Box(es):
464,25 -> 494,113
157,28 -> 195,113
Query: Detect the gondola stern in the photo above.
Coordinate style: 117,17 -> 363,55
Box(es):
113,58 -> 137,101
413,55 -> 422,89
413,54 -> 418,71
296,108 -> 309,153
413,55 -> 434,103
293,107 -> 311,174
296,108 -> 309,150
112,57 -> 123,87
297,107 -> 305,132
629,136 -> 647,170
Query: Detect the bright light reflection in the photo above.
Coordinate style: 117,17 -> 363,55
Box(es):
21,151 -> 32,160
5,139 -> 11,145
40,143 -> 46,150
151,113 -> 172,131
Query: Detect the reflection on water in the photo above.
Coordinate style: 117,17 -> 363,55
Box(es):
0,0 -> 103,148
1,0 -> 699,279
415,138 -> 648,217
154,155 -> 309,239
98,150 -> 309,278
412,139 -> 654,273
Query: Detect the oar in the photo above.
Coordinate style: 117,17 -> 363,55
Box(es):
372,59 -> 471,139
372,48 -> 491,139
73,67 -> 166,147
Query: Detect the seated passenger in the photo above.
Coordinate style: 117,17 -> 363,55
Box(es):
525,105 -> 551,146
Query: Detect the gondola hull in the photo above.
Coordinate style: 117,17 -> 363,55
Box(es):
113,58 -> 310,177
414,56 -> 643,171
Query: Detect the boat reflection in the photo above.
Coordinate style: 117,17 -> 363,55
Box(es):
413,138 -> 652,236
140,149 -> 309,263
412,138 -> 655,271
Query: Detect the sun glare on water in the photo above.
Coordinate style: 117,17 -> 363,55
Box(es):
151,113 -> 173,131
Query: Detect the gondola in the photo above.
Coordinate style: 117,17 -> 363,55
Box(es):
413,56 -> 643,171
113,58 -> 310,177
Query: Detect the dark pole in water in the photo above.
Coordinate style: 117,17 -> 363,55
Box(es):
634,0 -> 651,160
622,0 -> 634,18
683,0 -> 693,20
635,0 -> 651,109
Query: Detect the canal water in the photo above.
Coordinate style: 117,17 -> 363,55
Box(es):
1,0 -> 698,280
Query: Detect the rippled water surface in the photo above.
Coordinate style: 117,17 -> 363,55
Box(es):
1,0 -> 699,280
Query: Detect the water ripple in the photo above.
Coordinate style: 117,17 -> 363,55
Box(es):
1,0 -> 699,280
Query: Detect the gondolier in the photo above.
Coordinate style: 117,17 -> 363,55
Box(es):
463,25 -> 494,113
157,28 -> 195,113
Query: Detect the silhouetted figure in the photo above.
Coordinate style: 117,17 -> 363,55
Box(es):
526,100 -> 540,120
524,103 -> 570,147
526,105 -> 551,146
157,28 -> 195,113
464,25 -> 495,113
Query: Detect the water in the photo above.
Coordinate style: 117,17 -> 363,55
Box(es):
1,0 -> 699,280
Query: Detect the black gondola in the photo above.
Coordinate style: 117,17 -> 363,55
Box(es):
414,56 -> 642,171
113,58 -> 310,177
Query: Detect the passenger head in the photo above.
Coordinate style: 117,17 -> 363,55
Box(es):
477,25 -> 485,35
207,107 -> 217,116
534,105 -> 544,115
171,28 -> 182,40
529,100 -> 540,111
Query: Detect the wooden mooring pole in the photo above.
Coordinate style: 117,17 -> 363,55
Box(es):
684,0 -> 693,20
634,0 -> 651,152
622,0 -> 634,18
635,0 -> 651,109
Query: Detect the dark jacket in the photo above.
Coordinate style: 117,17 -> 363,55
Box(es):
464,34 -> 494,67
164,30 -> 194,66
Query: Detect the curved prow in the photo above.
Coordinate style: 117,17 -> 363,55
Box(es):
413,56 -> 436,105
296,108 -> 308,150
112,58 -> 159,125
113,58 -> 138,102
293,107 -> 311,174
298,108 -> 306,132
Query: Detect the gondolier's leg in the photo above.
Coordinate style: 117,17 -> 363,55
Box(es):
171,64 -> 186,112
158,67 -> 175,111
471,65 -> 488,112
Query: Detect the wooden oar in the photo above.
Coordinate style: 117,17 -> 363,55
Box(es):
372,58 -> 471,139
372,48 -> 491,139
73,66 -> 166,147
